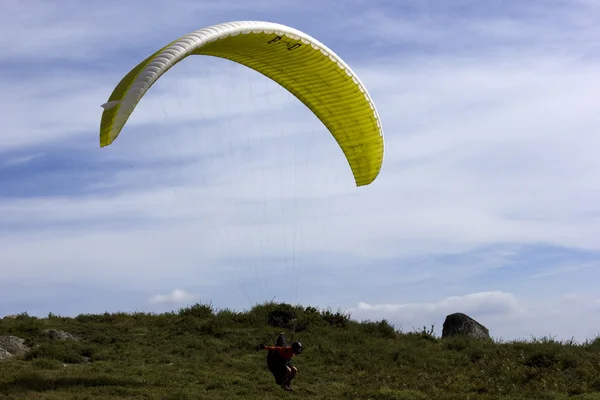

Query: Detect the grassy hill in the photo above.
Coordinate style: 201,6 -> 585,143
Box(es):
1,301 -> 599,399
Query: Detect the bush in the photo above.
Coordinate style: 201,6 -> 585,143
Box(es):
360,319 -> 397,338
178,303 -> 214,319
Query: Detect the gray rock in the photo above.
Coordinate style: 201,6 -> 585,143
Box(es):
0,348 -> 12,361
43,329 -> 79,341
442,313 -> 491,340
0,336 -> 29,360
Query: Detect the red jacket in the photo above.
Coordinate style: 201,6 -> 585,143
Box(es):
263,345 -> 295,360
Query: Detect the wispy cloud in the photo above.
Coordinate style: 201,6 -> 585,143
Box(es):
1,0 -> 600,341
350,289 -> 600,341
354,291 -> 523,322
149,289 -> 198,305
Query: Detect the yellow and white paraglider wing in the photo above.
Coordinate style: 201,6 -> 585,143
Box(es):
100,21 -> 384,186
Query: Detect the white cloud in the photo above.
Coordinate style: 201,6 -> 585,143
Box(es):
4,53 -> 599,259
562,292 -> 585,303
1,0 -> 600,342
2,153 -> 44,167
351,291 -> 600,342
0,0 -> 324,62
352,291 -> 522,328
340,0 -> 600,56
149,289 -> 197,305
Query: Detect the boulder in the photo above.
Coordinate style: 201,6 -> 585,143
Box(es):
442,313 -> 490,340
0,336 -> 29,361
43,329 -> 79,341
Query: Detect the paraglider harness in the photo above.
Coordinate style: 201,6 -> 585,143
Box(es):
267,333 -> 289,384
262,333 -> 302,385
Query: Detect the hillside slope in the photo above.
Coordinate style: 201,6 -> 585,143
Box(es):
1,302 -> 599,399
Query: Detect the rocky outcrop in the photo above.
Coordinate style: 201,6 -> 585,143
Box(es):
442,313 -> 490,340
0,336 -> 29,361
43,329 -> 79,341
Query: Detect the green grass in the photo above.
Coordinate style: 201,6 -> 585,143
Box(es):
1,302 -> 600,399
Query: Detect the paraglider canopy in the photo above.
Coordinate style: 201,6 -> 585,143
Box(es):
99,20 -> 384,187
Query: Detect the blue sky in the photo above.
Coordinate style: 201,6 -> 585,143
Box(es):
2,0 -> 600,342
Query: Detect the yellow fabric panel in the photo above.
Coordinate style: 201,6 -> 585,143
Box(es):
99,22 -> 384,186
195,33 -> 383,186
